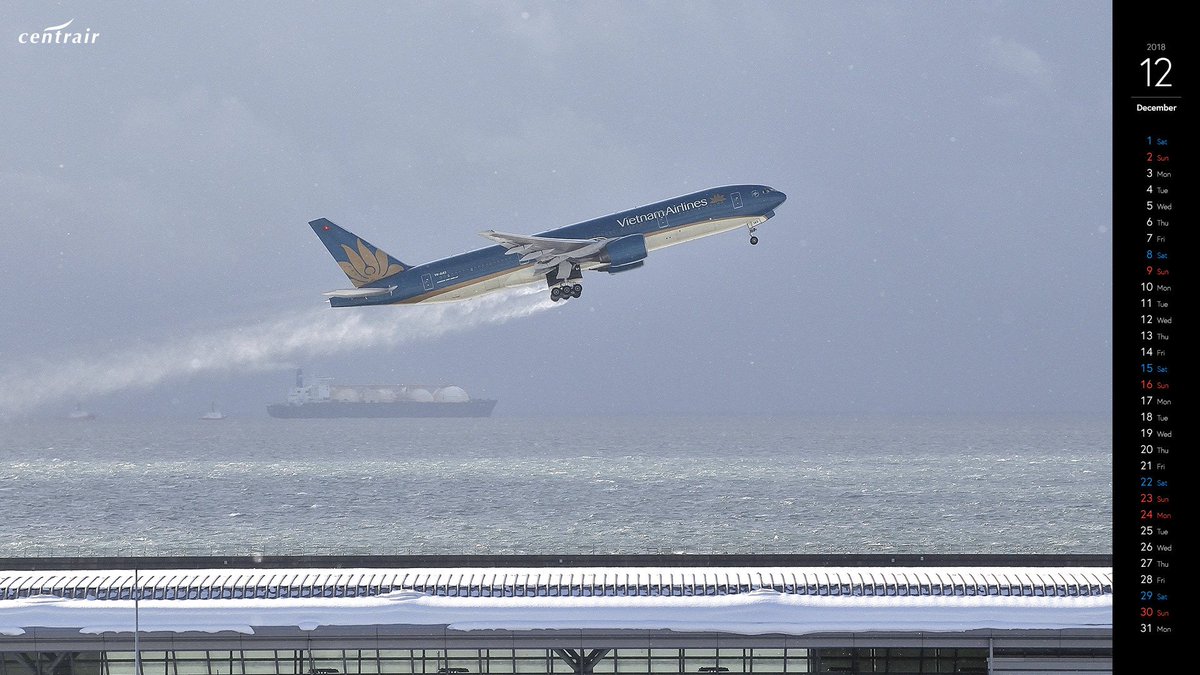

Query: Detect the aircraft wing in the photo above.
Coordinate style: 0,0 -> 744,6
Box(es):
480,230 -> 608,275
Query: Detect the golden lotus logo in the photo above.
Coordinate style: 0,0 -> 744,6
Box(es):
710,193 -> 726,205
18,18 -> 100,44
340,239 -> 404,287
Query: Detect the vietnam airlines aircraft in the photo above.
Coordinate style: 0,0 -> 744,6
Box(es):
309,185 -> 786,306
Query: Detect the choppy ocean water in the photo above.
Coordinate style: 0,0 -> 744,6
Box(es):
0,415 -> 1110,557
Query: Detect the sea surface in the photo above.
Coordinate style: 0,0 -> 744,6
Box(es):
0,415 -> 1111,557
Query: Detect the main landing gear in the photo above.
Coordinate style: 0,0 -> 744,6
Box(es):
551,283 -> 583,302
547,263 -> 584,302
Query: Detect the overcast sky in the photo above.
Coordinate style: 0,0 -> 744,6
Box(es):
0,2 -> 1112,419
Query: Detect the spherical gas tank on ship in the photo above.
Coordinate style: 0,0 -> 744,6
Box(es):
434,386 -> 469,402
407,387 -> 434,402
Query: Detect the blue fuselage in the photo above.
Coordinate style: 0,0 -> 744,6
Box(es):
330,184 -> 785,306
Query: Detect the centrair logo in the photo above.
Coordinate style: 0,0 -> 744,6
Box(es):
18,19 -> 100,45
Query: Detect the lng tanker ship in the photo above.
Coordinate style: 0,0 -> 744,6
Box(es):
267,370 -> 496,418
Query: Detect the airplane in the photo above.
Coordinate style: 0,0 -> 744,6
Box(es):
308,184 -> 786,306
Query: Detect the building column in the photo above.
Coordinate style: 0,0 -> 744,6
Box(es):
551,649 -> 611,674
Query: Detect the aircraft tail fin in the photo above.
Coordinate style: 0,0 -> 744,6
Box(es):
309,218 -> 409,288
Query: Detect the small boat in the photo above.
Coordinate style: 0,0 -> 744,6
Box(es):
200,403 -> 226,420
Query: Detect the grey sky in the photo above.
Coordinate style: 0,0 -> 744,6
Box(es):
0,2 -> 1112,418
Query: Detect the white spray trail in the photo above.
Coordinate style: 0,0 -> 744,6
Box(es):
0,287 -> 555,418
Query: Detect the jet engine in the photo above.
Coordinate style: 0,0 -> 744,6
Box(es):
599,234 -> 648,271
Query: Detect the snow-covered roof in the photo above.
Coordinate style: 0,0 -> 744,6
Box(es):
0,566 -> 1111,638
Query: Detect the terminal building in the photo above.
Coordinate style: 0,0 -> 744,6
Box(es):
1,555 -> 1112,675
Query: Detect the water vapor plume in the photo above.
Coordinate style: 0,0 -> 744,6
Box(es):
0,287 -> 554,418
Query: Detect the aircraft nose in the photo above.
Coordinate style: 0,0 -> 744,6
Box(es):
767,189 -> 787,209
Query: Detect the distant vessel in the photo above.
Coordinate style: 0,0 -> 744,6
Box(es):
268,370 -> 496,418
68,403 -> 96,420
201,403 -> 226,420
